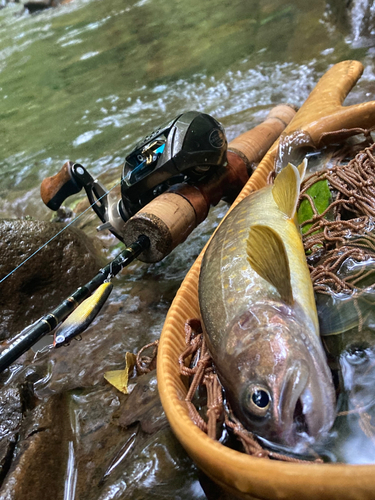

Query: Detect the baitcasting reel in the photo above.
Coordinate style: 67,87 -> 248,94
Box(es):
41,111 -> 227,242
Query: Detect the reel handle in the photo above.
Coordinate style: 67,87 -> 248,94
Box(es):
40,161 -> 82,210
121,104 -> 297,262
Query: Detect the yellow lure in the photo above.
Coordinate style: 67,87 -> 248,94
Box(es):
54,282 -> 113,346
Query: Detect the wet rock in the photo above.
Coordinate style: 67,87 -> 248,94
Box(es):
18,0 -> 74,12
0,435 -> 17,485
0,219 -> 104,340
42,381 -> 206,500
0,393 -> 72,500
96,426 -> 206,500
326,0 -> 375,46
0,0 -> 56,11
0,387 -> 23,440
325,0 -> 352,35
23,0 -> 52,10
67,385 -> 134,497
0,372 -> 210,499
118,370 -> 168,434
0,386 -> 23,485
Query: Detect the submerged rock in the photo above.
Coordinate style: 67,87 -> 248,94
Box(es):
0,219 -> 103,340
0,393 -> 72,500
0,363 -> 226,499
0,386 -> 24,485
0,0 -> 49,11
326,0 -> 375,47
23,0 -> 54,10
118,370 -> 168,434
3,0 -> 76,12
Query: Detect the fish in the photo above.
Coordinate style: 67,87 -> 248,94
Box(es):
198,161 -> 336,448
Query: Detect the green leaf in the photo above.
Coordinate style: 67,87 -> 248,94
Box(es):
297,179 -> 331,234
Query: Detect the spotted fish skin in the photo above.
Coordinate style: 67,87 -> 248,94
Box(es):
199,163 -> 336,447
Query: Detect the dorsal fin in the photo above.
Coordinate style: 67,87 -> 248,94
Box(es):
247,225 -> 293,305
272,161 -> 303,219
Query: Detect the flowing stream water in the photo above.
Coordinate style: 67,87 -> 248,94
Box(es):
1,0 -> 375,498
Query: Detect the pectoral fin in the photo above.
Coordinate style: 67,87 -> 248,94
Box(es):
272,159 -> 307,218
247,225 -> 293,305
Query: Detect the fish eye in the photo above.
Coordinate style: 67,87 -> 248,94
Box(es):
244,385 -> 271,417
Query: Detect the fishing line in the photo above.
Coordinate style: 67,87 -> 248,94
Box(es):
0,177 -> 123,284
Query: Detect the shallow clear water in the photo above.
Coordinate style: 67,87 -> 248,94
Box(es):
0,0 -> 373,220
1,0 -> 375,497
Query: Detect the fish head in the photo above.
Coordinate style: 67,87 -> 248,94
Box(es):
220,302 -> 335,448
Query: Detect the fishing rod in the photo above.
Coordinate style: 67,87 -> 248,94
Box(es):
0,236 -> 149,372
0,106 -> 296,372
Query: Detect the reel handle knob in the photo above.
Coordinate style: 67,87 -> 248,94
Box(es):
40,161 -> 82,210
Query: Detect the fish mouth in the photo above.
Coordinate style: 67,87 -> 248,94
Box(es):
290,391 -> 321,441
292,397 -> 309,435
280,360 -> 335,447
279,362 -> 310,445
